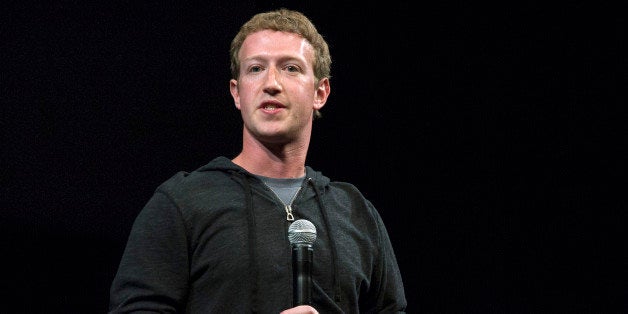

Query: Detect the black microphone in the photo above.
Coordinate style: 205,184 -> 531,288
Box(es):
288,219 -> 317,306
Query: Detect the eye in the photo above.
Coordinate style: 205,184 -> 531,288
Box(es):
284,65 -> 301,73
249,65 -> 264,73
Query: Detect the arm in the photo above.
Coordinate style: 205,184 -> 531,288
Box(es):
368,208 -> 408,313
109,191 -> 190,313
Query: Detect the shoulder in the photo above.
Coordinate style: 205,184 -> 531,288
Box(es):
325,180 -> 369,201
324,180 -> 381,221
305,167 -> 374,210
154,156 -> 243,203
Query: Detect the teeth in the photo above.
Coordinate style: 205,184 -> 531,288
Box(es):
264,105 -> 277,110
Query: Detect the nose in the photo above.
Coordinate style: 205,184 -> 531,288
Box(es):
263,67 -> 282,94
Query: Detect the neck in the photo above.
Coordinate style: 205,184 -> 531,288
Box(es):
232,131 -> 309,179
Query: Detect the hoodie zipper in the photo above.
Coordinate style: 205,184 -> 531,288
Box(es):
263,184 -> 302,221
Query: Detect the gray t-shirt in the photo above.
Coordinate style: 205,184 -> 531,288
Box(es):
255,175 -> 305,205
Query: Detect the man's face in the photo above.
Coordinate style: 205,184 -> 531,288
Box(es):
229,30 -> 328,145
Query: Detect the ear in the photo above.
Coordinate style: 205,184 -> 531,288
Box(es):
230,79 -> 241,110
313,77 -> 330,110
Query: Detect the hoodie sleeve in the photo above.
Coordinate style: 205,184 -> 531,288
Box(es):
371,207 -> 408,313
109,190 -> 190,313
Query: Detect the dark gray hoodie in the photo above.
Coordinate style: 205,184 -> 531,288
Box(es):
109,156 -> 407,313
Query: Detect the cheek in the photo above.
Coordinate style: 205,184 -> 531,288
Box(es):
235,85 -> 254,106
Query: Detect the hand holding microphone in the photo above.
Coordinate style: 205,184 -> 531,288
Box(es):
280,305 -> 319,314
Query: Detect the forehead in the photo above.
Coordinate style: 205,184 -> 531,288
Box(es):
239,30 -> 315,61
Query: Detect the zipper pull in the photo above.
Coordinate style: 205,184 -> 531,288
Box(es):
285,204 -> 295,221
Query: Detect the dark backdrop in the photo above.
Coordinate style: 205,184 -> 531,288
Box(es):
3,1 -> 625,313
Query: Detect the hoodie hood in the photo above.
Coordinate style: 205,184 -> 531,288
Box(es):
196,156 -> 331,189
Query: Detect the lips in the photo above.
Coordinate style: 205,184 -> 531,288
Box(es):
259,100 -> 285,111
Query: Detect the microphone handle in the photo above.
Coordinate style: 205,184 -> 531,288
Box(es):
292,244 -> 313,306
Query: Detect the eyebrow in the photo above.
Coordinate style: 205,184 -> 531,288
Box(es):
243,54 -> 307,64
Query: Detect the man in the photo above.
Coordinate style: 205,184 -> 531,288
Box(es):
109,8 -> 407,313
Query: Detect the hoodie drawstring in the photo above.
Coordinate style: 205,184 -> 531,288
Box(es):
232,172 -> 259,313
308,178 -> 342,303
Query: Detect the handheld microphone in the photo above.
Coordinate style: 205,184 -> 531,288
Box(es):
288,219 -> 317,306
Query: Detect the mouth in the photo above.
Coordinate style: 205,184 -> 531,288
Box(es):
259,101 -> 285,112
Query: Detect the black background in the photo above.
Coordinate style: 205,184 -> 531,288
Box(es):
3,1 -> 625,313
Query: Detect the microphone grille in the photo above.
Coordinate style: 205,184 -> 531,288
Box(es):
288,219 -> 317,245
